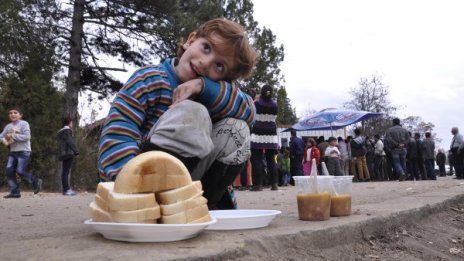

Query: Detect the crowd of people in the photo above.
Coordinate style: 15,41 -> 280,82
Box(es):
234,118 -> 464,192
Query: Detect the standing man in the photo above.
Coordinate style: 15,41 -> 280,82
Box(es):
0,108 -> 42,198
337,136 -> 350,176
373,134 -> 386,181
57,117 -> 80,195
448,150 -> 455,176
289,130 -> 305,185
436,149 -> 446,177
406,132 -> 420,180
350,128 -> 370,182
422,132 -> 436,180
414,133 -> 427,180
450,127 -> 464,179
385,118 -> 410,181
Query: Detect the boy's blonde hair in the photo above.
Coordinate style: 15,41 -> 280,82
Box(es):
178,18 -> 257,80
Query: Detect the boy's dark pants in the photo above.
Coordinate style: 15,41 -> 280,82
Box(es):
61,158 -> 73,192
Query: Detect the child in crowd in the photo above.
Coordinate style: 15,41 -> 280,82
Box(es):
303,138 -> 320,176
279,147 -> 291,186
325,137 -> 344,176
0,108 -> 42,198
98,18 -> 257,210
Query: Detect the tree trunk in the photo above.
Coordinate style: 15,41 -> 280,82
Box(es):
65,0 -> 85,122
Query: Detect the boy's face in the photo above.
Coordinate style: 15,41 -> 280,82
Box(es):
175,32 -> 237,82
329,140 -> 337,146
8,110 -> 22,122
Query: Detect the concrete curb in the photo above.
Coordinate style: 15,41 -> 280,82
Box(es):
185,193 -> 464,261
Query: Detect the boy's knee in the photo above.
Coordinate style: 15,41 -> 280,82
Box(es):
5,167 -> 15,177
147,100 -> 214,159
212,118 -> 250,166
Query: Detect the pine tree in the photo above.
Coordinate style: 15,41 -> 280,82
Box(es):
0,4 -> 62,189
276,86 -> 298,125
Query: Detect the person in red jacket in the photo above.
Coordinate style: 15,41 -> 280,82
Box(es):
303,138 -> 320,175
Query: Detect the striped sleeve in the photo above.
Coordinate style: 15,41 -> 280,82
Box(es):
98,66 -> 172,181
196,77 -> 256,126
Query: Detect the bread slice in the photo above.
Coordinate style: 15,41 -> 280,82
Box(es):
156,181 -> 202,205
89,201 -> 160,223
160,204 -> 209,224
114,151 -> 192,193
107,191 -> 157,211
96,182 -> 114,200
110,205 -> 161,223
95,194 -> 109,212
96,181 -> 157,211
89,201 -> 112,222
189,214 -> 211,224
160,193 -> 207,216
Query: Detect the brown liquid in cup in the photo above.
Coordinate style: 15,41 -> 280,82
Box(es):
330,194 -> 352,217
297,192 -> 331,221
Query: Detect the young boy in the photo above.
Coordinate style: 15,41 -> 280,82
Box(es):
98,18 -> 257,209
325,137 -> 344,176
0,108 -> 42,198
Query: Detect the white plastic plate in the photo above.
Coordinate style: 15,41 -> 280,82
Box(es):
206,209 -> 281,230
84,217 -> 217,242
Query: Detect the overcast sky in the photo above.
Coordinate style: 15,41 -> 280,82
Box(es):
88,0 -> 464,150
251,0 -> 464,149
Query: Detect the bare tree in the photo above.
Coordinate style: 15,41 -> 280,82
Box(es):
401,116 -> 442,144
344,74 -> 397,137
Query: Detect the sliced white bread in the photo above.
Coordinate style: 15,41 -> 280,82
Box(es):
89,201 -> 160,223
96,181 -> 157,211
95,194 -> 109,212
107,191 -> 157,211
114,151 -> 192,194
89,201 -> 112,222
160,193 -> 206,216
189,214 -> 211,224
160,204 -> 209,224
110,205 -> 161,223
96,182 -> 114,201
156,181 -> 202,205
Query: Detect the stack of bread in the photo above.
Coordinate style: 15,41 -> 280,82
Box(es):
89,151 -> 211,224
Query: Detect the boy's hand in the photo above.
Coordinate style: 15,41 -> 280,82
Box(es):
172,78 -> 204,105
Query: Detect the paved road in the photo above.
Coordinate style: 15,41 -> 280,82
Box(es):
0,176 -> 463,260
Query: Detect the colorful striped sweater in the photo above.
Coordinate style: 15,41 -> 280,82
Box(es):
250,98 -> 279,150
98,58 -> 256,181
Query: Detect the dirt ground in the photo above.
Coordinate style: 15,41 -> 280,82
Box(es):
233,202 -> 464,261
1,177 -> 463,261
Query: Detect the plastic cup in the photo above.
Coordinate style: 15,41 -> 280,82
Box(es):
330,176 -> 352,217
294,176 -> 333,221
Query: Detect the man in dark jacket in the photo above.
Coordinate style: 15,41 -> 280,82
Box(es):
415,133 -> 427,180
406,132 -> 419,180
350,128 -> 370,181
436,149 -> 446,177
57,117 -> 80,196
289,130 -> 305,184
422,132 -> 436,180
385,118 -> 410,181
